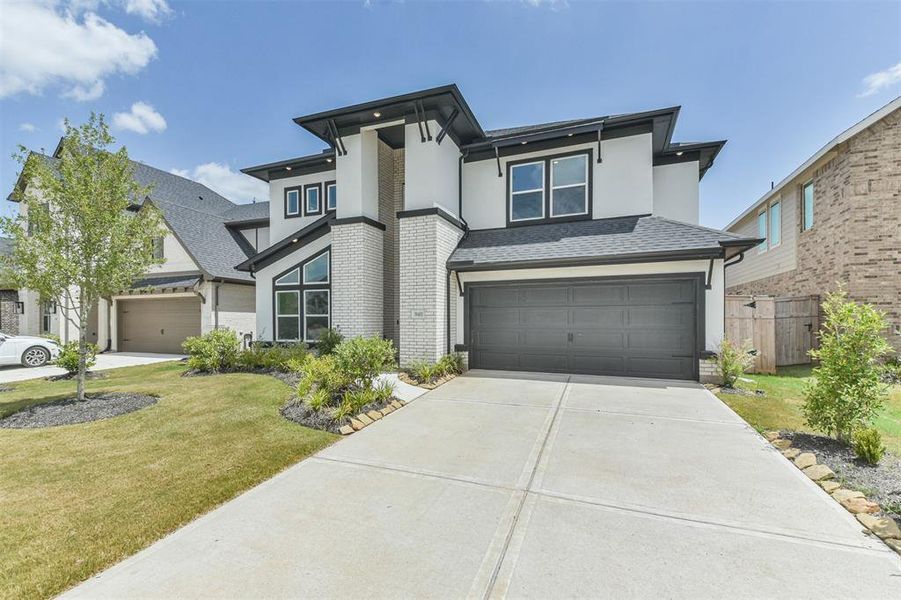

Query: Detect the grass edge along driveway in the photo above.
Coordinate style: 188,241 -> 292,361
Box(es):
0,361 -> 337,600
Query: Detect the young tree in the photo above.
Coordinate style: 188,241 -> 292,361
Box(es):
0,115 -> 165,401
803,289 -> 893,442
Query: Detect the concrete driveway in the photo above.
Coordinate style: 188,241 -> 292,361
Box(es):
65,371 -> 901,599
0,352 -> 184,383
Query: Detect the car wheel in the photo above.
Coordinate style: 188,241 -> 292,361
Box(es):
22,346 -> 50,368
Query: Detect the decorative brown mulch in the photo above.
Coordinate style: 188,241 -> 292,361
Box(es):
398,372 -> 456,390
0,392 -> 158,429
281,396 -> 396,434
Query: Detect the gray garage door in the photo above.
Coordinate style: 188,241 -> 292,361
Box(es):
467,277 -> 701,380
118,298 -> 201,354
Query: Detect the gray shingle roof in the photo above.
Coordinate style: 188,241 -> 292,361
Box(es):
448,216 -> 757,269
223,201 -> 270,223
129,274 -> 203,291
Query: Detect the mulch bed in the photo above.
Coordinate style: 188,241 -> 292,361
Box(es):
0,392 -> 158,429
398,372 -> 456,390
715,386 -> 765,396
45,371 -> 108,382
182,368 -> 300,388
0,386 -> 14,393
782,431 -> 901,524
281,397 -> 395,434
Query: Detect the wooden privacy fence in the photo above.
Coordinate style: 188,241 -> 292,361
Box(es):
724,295 -> 820,374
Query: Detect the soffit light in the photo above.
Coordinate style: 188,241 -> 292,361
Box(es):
285,166 -> 292,170
373,112 -> 381,118
291,238 -> 298,243
675,151 -> 684,156
326,158 -> 333,163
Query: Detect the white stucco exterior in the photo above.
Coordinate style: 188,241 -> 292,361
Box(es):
147,225 -> 198,275
652,161 -> 700,224
404,120 -> 460,216
268,170 -> 336,242
336,131 -> 379,221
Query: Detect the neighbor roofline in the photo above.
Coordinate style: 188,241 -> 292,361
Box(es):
725,95 -> 901,230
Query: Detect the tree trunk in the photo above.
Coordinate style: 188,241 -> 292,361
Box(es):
76,291 -> 87,402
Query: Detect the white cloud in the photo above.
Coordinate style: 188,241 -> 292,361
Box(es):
859,61 -> 901,97
19,123 -> 38,133
0,2 -> 157,101
522,0 -> 569,10
123,0 -> 172,23
171,163 -> 269,204
112,101 -> 167,134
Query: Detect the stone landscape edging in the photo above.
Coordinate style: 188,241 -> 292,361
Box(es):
338,398 -> 408,435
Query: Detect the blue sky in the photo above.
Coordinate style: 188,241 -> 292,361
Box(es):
1,0 -> 899,227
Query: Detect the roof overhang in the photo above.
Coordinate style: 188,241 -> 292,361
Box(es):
224,217 -> 270,229
241,150 -> 336,182
293,84 -> 485,150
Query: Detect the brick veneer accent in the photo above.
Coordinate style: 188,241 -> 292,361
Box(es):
331,222 -> 384,338
727,108 -> 901,351
398,213 -> 463,366
378,142 -> 403,348
0,290 -> 19,335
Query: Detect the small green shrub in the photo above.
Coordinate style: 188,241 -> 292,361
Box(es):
307,388 -> 331,412
333,336 -> 396,390
297,354 -> 351,399
709,338 -> 755,388
373,378 -> 394,403
852,428 -> 886,465
408,361 -> 440,383
54,341 -> 98,374
316,328 -> 343,356
803,289 -> 892,441
437,353 -> 464,375
182,329 -> 240,373
238,342 -> 308,372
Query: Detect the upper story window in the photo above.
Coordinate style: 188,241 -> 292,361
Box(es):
757,209 -> 767,253
304,183 -> 322,216
325,181 -> 337,212
151,236 -> 164,260
802,181 -> 814,231
769,201 -> 781,248
285,187 -> 300,218
508,150 -> 592,225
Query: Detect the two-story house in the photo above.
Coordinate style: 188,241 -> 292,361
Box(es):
724,96 -> 901,352
239,85 -> 759,381
7,144 -> 265,353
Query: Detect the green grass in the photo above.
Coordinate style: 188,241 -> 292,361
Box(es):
717,365 -> 901,454
0,362 -> 337,600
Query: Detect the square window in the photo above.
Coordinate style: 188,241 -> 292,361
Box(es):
511,162 -> 544,193
276,291 -> 299,315
802,182 -> 814,231
305,290 -> 329,315
326,183 -> 337,211
551,186 -> 587,217
511,191 -> 544,221
285,189 -> 300,216
303,252 -> 329,284
305,316 -> 329,341
277,317 -> 300,341
551,155 -> 587,187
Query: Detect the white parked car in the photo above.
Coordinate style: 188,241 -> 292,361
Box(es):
0,333 -> 61,367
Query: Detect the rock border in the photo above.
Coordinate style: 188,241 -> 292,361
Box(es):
763,430 -> 901,555
398,372 -> 457,390
338,399 -> 408,435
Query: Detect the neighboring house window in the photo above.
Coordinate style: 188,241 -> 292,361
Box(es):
769,201 -> 781,248
325,181 -> 337,212
285,187 -> 301,218
304,183 -> 322,216
41,301 -> 53,333
757,209 -> 767,253
273,248 -> 330,342
151,236 -> 164,260
802,181 -> 814,231
508,150 -> 592,225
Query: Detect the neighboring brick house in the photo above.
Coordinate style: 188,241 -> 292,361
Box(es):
238,84 -> 759,381
0,237 -> 19,335
724,97 -> 901,351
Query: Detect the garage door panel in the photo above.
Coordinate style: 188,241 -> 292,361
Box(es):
118,298 -> 200,354
469,277 -> 699,380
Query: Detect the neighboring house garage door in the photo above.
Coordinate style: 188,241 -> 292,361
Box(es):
467,276 -> 702,380
117,298 -> 201,354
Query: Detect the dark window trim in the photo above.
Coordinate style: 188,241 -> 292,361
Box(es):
324,180 -> 337,212
506,148 -> 593,227
284,186 -> 302,219
271,246 -> 331,343
303,182 -> 323,217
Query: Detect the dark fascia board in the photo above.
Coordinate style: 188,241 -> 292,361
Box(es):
397,207 -> 464,230
447,247 -> 725,272
224,217 -> 270,229
719,237 -> 763,260
332,215 -> 387,230
235,213 -> 334,272
241,150 -> 336,182
654,141 -> 727,180
293,84 -> 485,148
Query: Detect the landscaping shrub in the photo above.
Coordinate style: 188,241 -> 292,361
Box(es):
316,328 -> 343,356
852,428 -> 886,465
803,290 -> 892,442
182,329 -> 241,373
296,354 -> 351,400
238,342 -> 308,372
333,336 -> 396,390
55,341 -> 98,374
437,352 -> 464,375
880,357 -> 901,385
710,338 -> 755,388
408,361 -> 442,384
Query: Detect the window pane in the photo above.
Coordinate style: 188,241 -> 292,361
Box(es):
511,162 -> 543,192
551,186 -> 587,216
757,211 -> 767,251
275,268 -> 299,286
552,155 -> 587,187
305,316 -> 329,341
303,252 -> 329,283
306,187 -> 320,212
511,191 -> 543,220
769,202 -> 781,246
286,190 -> 299,214
277,316 -> 299,340
276,291 -> 299,315
803,183 -> 814,230
305,290 -> 329,315
327,185 -> 337,210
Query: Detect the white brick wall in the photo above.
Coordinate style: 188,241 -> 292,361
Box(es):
399,214 -> 463,366
332,222 -> 384,338
699,360 -> 722,384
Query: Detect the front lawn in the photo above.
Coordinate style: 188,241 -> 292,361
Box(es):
0,362 -> 337,600
717,365 -> 901,455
